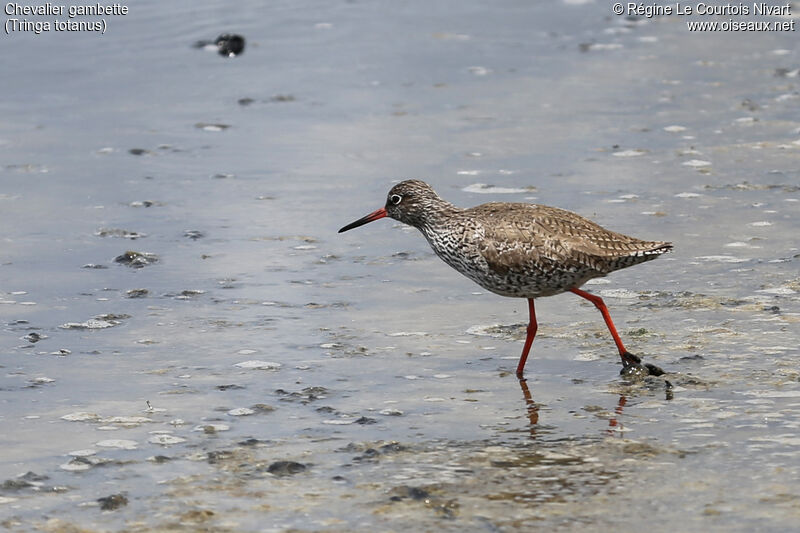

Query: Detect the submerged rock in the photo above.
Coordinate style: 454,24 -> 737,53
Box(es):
215,34 -> 245,56
23,332 -> 46,343
114,250 -> 159,268
193,34 -> 246,57
126,288 -> 149,298
95,228 -> 146,240
60,314 -> 128,330
183,230 -> 205,240
266,461 -> 307,476
97,493 -> 128,511
60,319 -> 117,330
128,200 -> 160,208
59,457 -> 94,472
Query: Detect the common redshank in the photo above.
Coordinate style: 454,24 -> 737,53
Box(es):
339,180 -> 671,378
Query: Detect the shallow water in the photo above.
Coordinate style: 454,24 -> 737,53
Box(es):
2,1 -> 799,531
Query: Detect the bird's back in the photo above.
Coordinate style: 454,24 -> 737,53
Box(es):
421,201 -> 671,298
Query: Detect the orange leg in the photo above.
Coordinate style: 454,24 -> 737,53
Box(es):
516,298 -> 538,379
569,288 -> 641,367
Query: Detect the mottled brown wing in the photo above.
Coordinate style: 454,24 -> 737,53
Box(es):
474,203 -> 668,276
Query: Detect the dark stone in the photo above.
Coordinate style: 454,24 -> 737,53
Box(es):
379,443 -> 407,454
23,332 -> 44,343
215,34 -> 245,56
266,461 -> 306,476
183,230 -> 205,240
114,250 -> 158,268
2,479 -> 34,490
216,384 -> 245,391
206,451 -> 234,464
97,493 -> 128,510
126,288 -> 149,298
407,487 -> 430,500
238,438 -> 267,446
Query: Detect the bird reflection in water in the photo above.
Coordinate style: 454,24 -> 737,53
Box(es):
516,379 -> 629,438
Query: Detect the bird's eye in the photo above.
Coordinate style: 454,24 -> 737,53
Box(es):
389,194 -> 402,205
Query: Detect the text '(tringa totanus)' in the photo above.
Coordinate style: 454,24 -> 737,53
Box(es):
339,180 -> 672,379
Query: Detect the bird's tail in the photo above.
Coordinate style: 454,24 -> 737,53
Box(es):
616,241 -> 672,267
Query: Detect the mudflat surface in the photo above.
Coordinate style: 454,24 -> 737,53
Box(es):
1,1 -> 799,531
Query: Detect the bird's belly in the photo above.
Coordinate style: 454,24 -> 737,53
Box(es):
463,266 -> 591,298
431,245 -> 594,298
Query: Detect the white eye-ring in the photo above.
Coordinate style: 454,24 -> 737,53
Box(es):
389,194 -> 402,205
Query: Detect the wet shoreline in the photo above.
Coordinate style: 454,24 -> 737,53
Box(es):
2,1 -> 800,531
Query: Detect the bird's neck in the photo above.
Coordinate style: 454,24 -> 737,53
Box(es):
414,200 -> 462,230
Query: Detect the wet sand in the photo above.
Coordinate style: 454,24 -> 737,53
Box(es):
1,1 -> 799,531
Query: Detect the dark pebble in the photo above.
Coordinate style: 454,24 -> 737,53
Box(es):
95,228 -> 145,239
644,363 -> 665,376
215,33 -> 245,56
266,461 -> 307,476
2,479 -> 35,490
128,148 -> 148,156
23,332 -> 44,343
184,230 -> 205,240
406,486 -> 430,500
238,438 -> 267,447
97,493 -> 128,511
97,313 -> 130,321
19,471 -> 48,482
206,451 -> 234,464
126,288 -> 149,299
379,442 -> 407,454
216,384 -> 246,391
114,250 -> 158,268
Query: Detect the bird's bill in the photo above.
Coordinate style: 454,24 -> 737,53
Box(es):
338,207 -> 388,233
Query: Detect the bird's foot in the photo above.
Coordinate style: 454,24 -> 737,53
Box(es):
620,351 -> 641,365
620,351 -> 665,378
